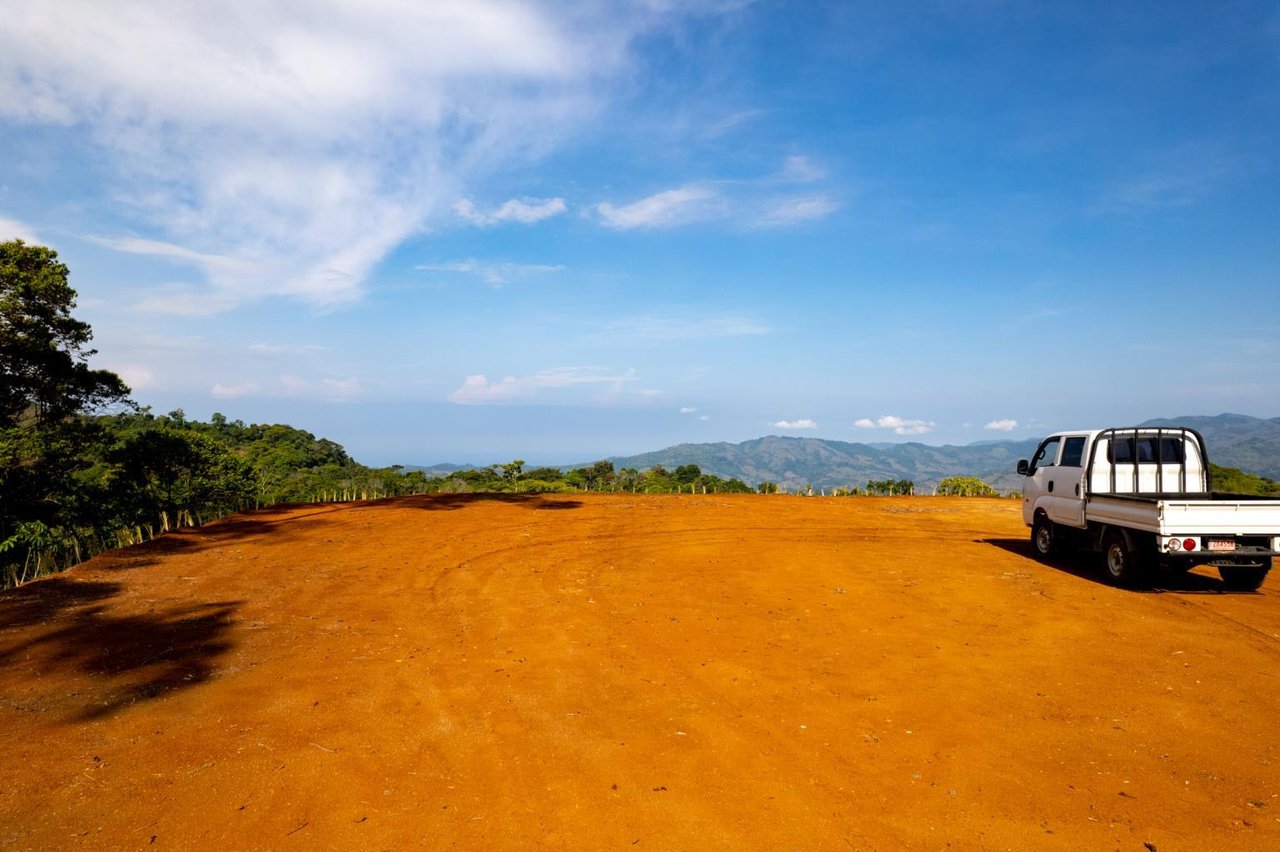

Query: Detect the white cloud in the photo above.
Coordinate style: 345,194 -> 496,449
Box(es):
321,377 -> 362,399
594,155 -> 836,232
753,195 -> 838,228
211,382 -> 261,399
132,284 -> 238,317
596,185 -> 721,230
0,216 -> 40,243
417,259 -> 564,286
0,2 -> 664,309
680,407 -> 698,414
449,366 -> 640,405
701,108 -> 765,139
454,197 -> 567,226
213,374 -> 359,401
112,364 -> 157,391
854,415 -> 935,436
778,155 -> 825,183
773,419 -> 818,430
985,419 -> 1019,432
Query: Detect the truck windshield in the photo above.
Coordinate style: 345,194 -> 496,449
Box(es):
1031,437 -> 1060,471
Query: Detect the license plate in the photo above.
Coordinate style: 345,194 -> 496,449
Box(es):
1207,539 -> 1237,552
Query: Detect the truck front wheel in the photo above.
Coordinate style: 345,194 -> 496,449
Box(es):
1031,516 -> 1058,559
1103,530 -> 1149,587
1219,562 -> 1270,592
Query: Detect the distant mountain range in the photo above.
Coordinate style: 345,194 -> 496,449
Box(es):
601,414 -> 1280,492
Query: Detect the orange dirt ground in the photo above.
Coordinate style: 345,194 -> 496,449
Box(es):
2,493 -> 1279,850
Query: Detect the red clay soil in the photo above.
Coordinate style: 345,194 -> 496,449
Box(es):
2,494 -> 1279,850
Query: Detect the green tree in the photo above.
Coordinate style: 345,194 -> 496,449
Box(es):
936,475 -> 998,497
501,459 -> 525,486
674,464 -> 702,485
866,478 -> 914,496
2,241 -> 132,579
1,241 -> 129,428
581,460 -> 616,491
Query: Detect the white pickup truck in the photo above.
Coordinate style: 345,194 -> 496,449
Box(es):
1016,427 -> 1280,589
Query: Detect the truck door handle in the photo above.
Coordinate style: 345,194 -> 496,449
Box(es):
1074,483 -> 1080,496
1048,482 -> 1054,492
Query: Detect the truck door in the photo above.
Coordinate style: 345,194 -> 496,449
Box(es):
1023,436 -> 1060,524
1053,436 -> 1087,527
1023,435 -> 1088,528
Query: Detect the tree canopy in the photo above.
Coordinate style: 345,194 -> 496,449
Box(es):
1,241 -> 129,427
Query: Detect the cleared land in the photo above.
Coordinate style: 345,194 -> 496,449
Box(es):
2,494 -> 1279,850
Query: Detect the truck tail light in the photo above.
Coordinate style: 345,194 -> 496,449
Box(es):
1183,538 -> 1197,551
1168,538 -> 1181,552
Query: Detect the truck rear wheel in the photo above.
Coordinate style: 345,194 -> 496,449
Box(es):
1218,562 -> 1270,592
1031,516 -> 1057,560
1102,530 -> 1149,587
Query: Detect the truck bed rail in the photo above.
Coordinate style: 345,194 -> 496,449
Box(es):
1085,426 -> 1210,497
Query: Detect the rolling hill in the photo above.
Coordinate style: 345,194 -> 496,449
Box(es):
601,414 -> 1280,492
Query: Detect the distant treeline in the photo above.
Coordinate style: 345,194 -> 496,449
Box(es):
1210,463 -> 1280,496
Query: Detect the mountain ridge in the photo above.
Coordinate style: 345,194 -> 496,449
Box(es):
598,414 -> 1280,491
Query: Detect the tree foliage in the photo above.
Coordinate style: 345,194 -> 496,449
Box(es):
936,475 -> 998,497
865,478 -> 915,496
1209,463 -> 1280,496
1,241 -> 129,427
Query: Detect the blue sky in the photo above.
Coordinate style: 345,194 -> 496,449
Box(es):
2,1 -> 1278,466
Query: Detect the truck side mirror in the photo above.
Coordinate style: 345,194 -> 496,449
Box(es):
1016,460 -> 1029,476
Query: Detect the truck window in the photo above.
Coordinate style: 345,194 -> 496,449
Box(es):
1059,436 -> 1085,467
1108,436 -> 1185,464
1031,437 -> 1060,472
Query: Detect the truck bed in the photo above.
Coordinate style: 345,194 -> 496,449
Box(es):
1085,492 -> 1280,537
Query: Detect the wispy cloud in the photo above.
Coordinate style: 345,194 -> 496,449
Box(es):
773,419 -> 818,430
454,197 -> 567,227
854,415 -> 935,436
985,419 -> 1019,432
753,196 -> 839,228
211,382 -> 262,399
449,366 -> 641,405
701,108 -> 766,139
417,259 -> 564,287
0,216 -> 39,243
594,155 -> 838,231
0,2 -> 665,309
212,374 -> 362,401
1092,144 -> 1242,215
596,185 -> 721,230
132,285 -> 237,317
777,155 -> 825,183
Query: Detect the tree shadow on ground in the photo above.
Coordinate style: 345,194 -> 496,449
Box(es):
0,576 -> 123,631
0,576 -> 242,722
386,494 -> 585,512
980,537 -> 1257,594
95,506 -> 350,572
